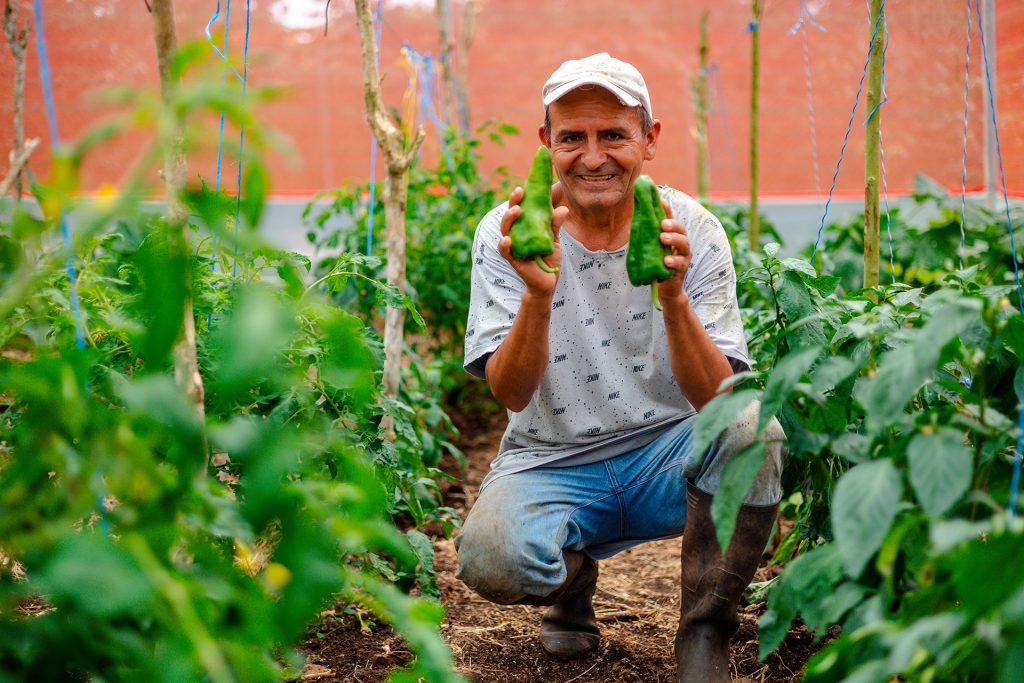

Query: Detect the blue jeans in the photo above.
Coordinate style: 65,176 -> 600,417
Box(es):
454,401 -> 784,604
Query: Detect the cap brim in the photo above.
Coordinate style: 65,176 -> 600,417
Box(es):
542,77 -> 642,110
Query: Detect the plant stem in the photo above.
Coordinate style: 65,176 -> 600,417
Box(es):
354,0 -> 425,440
149,0 -> 209,467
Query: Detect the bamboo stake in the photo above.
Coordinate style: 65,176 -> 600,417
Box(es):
455,0 -> 478,133
354,0 -> 425,438
864,0 -> 884,295
3,0 -> 29,202
435,0 -> 457,128
749,0 -> 761,249
148,0 -> 208,460
693,11 -> 710,201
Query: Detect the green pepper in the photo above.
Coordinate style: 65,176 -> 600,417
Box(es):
627,175 -> 672,309
510,146 -> 559,273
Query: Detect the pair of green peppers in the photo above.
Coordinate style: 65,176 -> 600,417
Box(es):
509,147 -> 671,308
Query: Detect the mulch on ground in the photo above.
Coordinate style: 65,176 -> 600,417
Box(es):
301,412 -> 822,682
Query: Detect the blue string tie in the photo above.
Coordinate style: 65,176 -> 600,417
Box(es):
970,0 -> 1024,519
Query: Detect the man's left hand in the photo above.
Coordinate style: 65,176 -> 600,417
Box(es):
655,199 -> 691,305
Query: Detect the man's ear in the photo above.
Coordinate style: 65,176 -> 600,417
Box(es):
538,125 -> 549,146
644,119 -> 662,161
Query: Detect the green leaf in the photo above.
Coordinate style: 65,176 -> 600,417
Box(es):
133,226 -> 188,371
780,258 -> 816,277
907,430 -> 972,517
759,544 -> 844,659
691,389 -> 761,462
241,161 -> 269,229
38,535 -> 153,617
710,441 -> 768,551
776,271 -> 828,348
811,356 -> 860,394
405,530 -> 439,600
760,347 -> 820,431
805,274 -> 841,297
856,295 -> 981,433
832,460 -> 902,578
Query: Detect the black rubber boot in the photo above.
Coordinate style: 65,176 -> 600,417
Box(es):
675,482 -> 777,683
515,551 -> 600,659
539,554 -> 600,659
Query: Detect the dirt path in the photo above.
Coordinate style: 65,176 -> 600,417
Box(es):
302,414 -> 818,682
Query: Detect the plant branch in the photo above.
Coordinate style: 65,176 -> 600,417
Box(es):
0,136 -> 37,197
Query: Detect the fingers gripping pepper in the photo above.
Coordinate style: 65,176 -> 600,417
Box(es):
627,175 -> 672,309
510,146 -> 559,274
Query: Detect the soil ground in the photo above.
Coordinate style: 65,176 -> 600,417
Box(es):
301,412 -> 821,682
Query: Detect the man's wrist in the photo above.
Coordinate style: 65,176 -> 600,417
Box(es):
658,289 -> 691,314
522,289 -> 556,308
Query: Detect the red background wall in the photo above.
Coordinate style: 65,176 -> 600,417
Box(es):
1,0 -> 1021,199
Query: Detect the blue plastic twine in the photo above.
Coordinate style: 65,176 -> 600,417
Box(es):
705,63 -> 741,192
32,0 -> 85,352
811,0 -> 887,264
33,0 -> 107,533
231,0 -> 250,278
205,0 -> 233,326
204,1 -> 244,82
789,0 -> 826,206
971,0 -> 1024,519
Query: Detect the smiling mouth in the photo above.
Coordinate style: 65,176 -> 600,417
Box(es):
578,174 -> 616,182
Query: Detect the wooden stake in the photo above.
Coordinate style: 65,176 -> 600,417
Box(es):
148,0 -> 208,460
435,0 -> 457,129
749,0 -> 761,249
354,0 -> 425,438
693,11 -> 710,201
455,0 -> 478,133
3,0 -> 29,202
864,0 -> 884,295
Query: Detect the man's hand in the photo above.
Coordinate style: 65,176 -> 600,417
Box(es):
498,185 -> 571,297
655,199 -> 692,305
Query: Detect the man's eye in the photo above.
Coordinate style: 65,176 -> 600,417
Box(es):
605,132 -> 623,140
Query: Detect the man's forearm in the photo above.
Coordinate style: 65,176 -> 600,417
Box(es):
660,294 -> 734,411
485,291 -> 554,412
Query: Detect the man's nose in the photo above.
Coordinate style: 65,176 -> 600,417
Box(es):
581,139 -> 607,170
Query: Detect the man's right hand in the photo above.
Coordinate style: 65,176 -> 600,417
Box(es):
498,185 -> 570,297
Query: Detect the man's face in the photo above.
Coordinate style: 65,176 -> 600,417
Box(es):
541,86 -> 660,217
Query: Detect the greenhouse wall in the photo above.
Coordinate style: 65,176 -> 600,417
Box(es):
1,0 -> 1020,203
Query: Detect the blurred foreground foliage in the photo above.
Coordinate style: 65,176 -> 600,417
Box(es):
0,43 -> 464,683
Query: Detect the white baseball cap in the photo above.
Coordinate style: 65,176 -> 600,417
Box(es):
542,53 -> 653,119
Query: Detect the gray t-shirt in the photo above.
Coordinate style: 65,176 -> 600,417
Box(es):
463,186 -> 750,489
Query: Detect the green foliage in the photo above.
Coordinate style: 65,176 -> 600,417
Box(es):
0,43 -> 463,682
723,193 -> 1024,681
303,122 -> 515,413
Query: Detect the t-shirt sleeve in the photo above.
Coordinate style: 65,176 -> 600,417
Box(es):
680,212 -> 751,371
463,204 -> 526,378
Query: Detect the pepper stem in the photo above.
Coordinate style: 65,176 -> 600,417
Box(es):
535,255 -> 559,274
652,284 -> 663,311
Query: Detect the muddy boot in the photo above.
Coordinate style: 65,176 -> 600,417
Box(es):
515,551 -> 600,659
675,482 -> 777,683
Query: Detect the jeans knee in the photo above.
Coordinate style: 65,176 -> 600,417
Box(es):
455,508 -> 558,605
700,399 -> 786,505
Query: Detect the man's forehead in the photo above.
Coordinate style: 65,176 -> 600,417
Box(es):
548,89 -> 645,129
